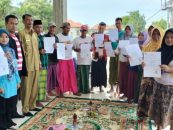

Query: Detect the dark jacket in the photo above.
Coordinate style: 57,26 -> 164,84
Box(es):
9,33 -> 27,76
44,32 -> 59,64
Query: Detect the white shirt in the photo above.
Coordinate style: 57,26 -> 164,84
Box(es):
73,36 -> 93,65
155,60 -> 173,85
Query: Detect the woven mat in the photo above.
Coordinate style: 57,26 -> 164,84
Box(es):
19,98 -> 152,130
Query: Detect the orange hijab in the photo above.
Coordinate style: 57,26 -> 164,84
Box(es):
143,26 -> 164,52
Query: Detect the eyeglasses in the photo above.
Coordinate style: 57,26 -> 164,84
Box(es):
81,30 -> 87,32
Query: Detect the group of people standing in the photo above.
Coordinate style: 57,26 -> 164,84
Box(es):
0,13 -> 173,130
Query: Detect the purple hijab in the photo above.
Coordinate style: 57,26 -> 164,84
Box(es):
138,31 -> 148,45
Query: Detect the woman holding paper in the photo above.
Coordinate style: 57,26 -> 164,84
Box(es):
133,31 -> 148,103
137,26 -> 164,120
0,29 -> 20,129
118,25 -> 136,101
142,25 -> 154,47
149,28 -> 173,130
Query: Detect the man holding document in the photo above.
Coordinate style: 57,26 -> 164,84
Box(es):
33,20 -> 51,107
108,17 -> 124,94
44,21 -> 59,97
57,22 -> 80,96
73,25 -> 93,94
91,22 -> 109,92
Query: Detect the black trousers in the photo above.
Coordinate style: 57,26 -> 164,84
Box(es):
0,96 -> 15,130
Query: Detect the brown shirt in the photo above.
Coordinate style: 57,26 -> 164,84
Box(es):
19,29 -> 40,71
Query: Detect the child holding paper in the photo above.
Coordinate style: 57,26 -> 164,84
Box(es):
0,29 -> 20,129
73,25 -> 93,93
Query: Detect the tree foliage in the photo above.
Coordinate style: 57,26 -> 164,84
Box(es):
152,19 -> 167,30
122,10 -> 146,33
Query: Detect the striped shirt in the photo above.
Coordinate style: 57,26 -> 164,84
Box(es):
10,34 -> 23,70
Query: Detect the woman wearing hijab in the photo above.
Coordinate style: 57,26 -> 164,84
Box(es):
0,29 -> 20,129
133,31 -> 148,103
142,25 -> 155,47
138,31 -> 148,49
137,26 -> 164,120
149,28 -> 173,130
117,25 -> 135,100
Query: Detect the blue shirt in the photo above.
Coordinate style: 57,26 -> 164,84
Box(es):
0,59 -> 20,98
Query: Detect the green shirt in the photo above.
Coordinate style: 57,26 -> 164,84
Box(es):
111,30 -> 124,50
38,35 -> 48,69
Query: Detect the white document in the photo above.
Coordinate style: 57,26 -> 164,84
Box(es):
80,44 -> 91,58
109,29 -> 118,42
104,42 -> 115,57
65,44 -> 73,59
57,43 -> 73,60
57,43 -> 66,59
118,40 -> 130,55
0,46 -> 9,76
43,37 -> 55,53
144,52 -> 161,78
124,44 -> 143,66
129,38 -> 138,44
95,34 -> 104,47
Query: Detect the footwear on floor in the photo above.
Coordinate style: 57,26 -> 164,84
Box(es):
7,120 -> 17,128
74,93 -> 81,96
12,113 -> 25,118
23,112 -> 33,116
30,108 -> 41,111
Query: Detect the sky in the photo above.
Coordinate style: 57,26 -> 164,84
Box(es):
67,0 -> 168,26
13,0 -> 168,27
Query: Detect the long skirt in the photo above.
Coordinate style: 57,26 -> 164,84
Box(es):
126,69 -> 138,101
91,58 -> 107,87
0,96 -> 14,130
109,57 -> 119,85
137,78 -> 155,118
149,81 -> 173,128
119,61 -> 129,95
37,69 -> 47,101
57,59 -> 78,94
134,66 -> 143,103
47,63 -> 59,92
77,65 -> 90,93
